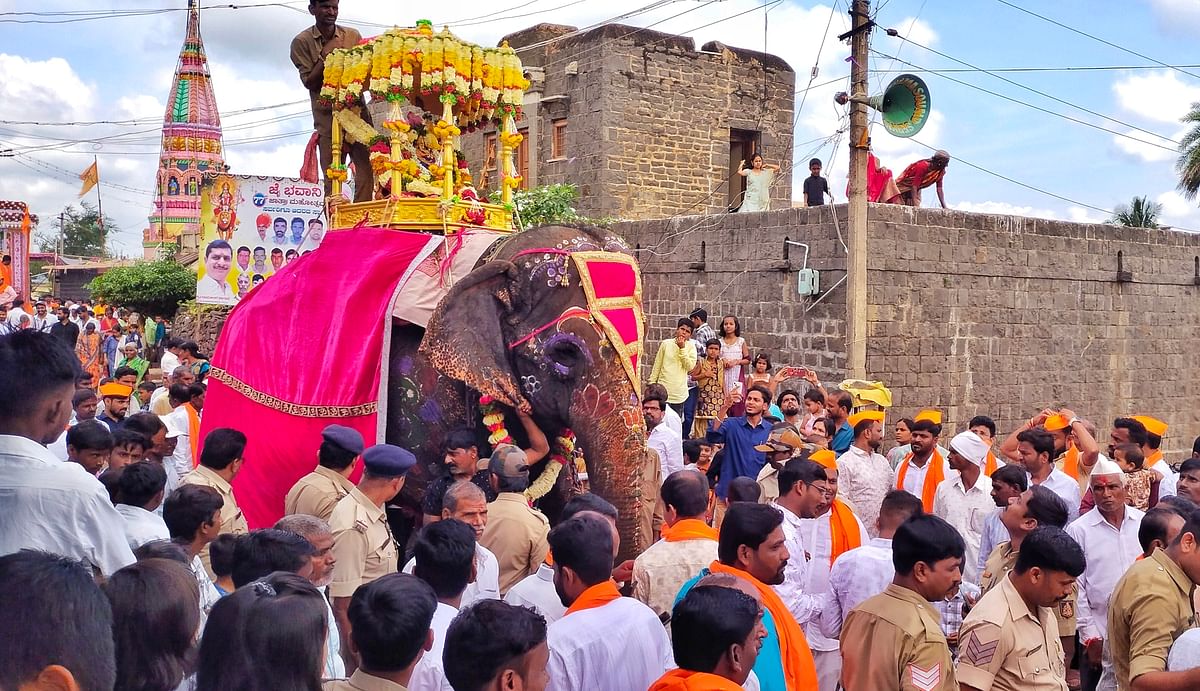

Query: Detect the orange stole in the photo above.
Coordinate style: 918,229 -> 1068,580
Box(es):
984,451 -> 999,477
1146,450 -> 1164,468
649,669 -> 745,691
828,500 -> 862,565
1061,443 -> 1080,480
184,403 -> 201,467
564,579 -> 621,616
707,561 -> 818,691
661,518 -> 719,542
895,449 -> 946,512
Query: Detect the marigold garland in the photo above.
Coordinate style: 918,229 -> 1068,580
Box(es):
479,395 -> 580,502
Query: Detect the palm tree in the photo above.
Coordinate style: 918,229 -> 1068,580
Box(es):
1110,195 -> 1162,228
1179,101 -> 1200,199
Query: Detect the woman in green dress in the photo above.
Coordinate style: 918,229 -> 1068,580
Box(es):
116,342 -> 150,384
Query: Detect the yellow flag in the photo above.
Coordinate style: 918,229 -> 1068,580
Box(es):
79,161 -> 99,197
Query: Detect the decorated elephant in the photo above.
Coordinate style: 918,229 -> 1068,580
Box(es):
203,223 -> 654,560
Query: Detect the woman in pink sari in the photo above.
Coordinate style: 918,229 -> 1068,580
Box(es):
847,139 -> 901,202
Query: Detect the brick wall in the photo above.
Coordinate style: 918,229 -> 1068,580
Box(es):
618,204 -> 1200,457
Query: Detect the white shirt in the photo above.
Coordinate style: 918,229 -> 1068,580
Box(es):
160,350 -> 182,376
190,555 -> 221,632
931,472 -> 993,585
404,542 -> 500,607
6,305 -> 30,327
195,274 -> 232,302
31,312 -> 54,333
785,503 -> 868,652
893,454 -> 955,499
322,592 -> 345,680
546,597 -> 674,691
663,405 -> 682,438
47,427 -> 69,462
505,562 -> 567,624
1034,468 -> 1082,522
1149,458 -> 1178,498
837,444 -> 893,538
977,508 -> 1008,578
1065,506 -> 1144,642
115,503 -> 170,549
409,601 -> 458,691
0,434 -> 135,575
647,422 -> 684,482
164,406 -> 193,479
818,537 -> 895,639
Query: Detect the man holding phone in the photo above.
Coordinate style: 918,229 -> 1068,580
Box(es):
649,318 -> 698,417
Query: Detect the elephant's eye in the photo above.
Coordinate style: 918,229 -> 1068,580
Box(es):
542,333 -> 591,378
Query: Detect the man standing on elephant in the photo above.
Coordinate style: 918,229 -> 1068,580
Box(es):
649,318 -> 697,418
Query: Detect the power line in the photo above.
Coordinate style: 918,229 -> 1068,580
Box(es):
873,63 -> 1200,74
0,100 -> 308,127
0,2 -> 307,24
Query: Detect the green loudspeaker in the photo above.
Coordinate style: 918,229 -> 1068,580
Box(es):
836,73 -> 931,138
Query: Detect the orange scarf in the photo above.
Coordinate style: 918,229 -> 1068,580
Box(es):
649,669 -> 744,691
895,449 -> 946,512
707,561 -> 818,691
661,518 -> 719,542
984,450 -> 999,477
1061,442 -> 1080,479
184,403 -> 201,466
1146,450 -> 1164,468
564,580 -> 621,616
828,500 -> 862,565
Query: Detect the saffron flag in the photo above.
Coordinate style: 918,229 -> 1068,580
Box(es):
79,161 -> 99,197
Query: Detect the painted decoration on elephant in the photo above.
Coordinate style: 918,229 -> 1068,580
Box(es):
196,174 -> 325,306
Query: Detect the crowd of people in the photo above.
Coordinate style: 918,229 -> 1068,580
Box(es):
6,299 -> 1200,691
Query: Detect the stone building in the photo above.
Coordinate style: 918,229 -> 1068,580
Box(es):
459,23 -> 795,220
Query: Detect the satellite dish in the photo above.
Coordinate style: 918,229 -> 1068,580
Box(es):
834,73 -> 931,138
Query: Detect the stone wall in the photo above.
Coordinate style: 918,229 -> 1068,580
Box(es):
460,23 -> 795,221
617,204 -> 1200,457
170,302 -> 231,356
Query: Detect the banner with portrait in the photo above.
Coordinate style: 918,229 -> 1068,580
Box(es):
196,174 -> 325,306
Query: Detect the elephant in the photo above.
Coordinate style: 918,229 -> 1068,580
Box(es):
384,224 -> 654,560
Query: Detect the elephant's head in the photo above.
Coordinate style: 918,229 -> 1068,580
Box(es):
421,224 -> 651,558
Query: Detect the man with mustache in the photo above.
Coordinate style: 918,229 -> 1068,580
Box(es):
275,513 -> 344,680
957,526 -> 1084,691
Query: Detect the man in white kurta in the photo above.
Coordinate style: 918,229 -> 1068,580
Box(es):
932,430 -> 995,585
505,560 -> 567,624
837,411 -> 892,538
403,542 -> 499,608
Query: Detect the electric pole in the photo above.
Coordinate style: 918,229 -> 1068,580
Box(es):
845,0 -> 870,380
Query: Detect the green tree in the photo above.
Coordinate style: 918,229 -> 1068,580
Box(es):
1109,195 -> 1162,228
1179,101 -> 1200,199
489,183 -> 613,228
34,201 -> 115,257
86,260 -> 196,318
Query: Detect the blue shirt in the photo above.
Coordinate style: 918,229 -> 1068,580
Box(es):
676,569 -> 786,691
831,421 -> 854,455
707,415 -> 770,499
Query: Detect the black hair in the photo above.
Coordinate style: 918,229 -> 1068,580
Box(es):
0,330 -> 81,420
73,388 -> 98,408
990,463 -> 1029,492
100,469 -> 123,504
1181,458 -> 1200,476
682,439 -> 705,464
188,383 -> 206,399
163,484 -> 224,540
442,427 -> 480,455
444,599 -> 547,691
752,353 -> 771,371
104,558 -> 200,691
1175,509 -> 1200,548
673,585 -> 760,673
830,390 -> 854,415
727,477 -> 762,503
1016,429 -> 1056,460
704,338 -> 721,348
968,415 -> 997,438
124,411 -> 166,442
1014,526 -> 1085,577
718,502 -> 783,565
548,514 -> 614,585
1160,495 -> 1196,515
68,419 -> 114,451
689,307 -> 708,322
168,383 -> 191,405
802,388 -> 824,405
0,551 -> 115,691
133,539 -> 190,565
209,534 -> 238,578
318,438 -> 358,470
413,518 -> 475,599
204,240 -> 231,259
776,389 -> 800,406
117,460 -> 167,508
879,489 -> 924,526
661,469 -> 709,518
853,416 -> 878,438
561,493 -> 618,522
1116,443 -> 1145,469
1193,436 -> 1200,456
237,245 -> 250,254
910,418 -> 942,437
231,529 -> 315,588
778,458 -> 825,496
808,158 -> 822,167
113,365 -> 139,380
1023,485 -> 1069,529
892,514 -> 966,575
897,417 -> 915,431
347,573 -> 438,673
1146,432 -> 1163,450
745,384 -> 772,405
112,428 -> 149,454
179,341 -> 206,358
642,386 -> 667,409
676,317 -> 694,330
1140,506 -> 1188,553
720,314 -> 741,337
199,428 -> 247,470
195,572 -> 325,691
1113,418 -> 1148,447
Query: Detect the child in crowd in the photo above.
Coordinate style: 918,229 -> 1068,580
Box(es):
803,157 -> 832,207
683,439 -> 718,525
1113,443 -> 1161,510
800,388 -> 826,440
727,476 -> 761,503
65,419 -> 114,476
689,339 -> 724,438
108,428 -> 150,475
209,533 -> 238,595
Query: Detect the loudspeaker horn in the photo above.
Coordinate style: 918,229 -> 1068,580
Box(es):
834,73 -> 931,138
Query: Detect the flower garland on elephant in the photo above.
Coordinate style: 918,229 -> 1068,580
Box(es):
480,395 -> 577,503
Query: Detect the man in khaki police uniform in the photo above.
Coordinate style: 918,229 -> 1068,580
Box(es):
1107,509 -> 1200,689
180,427 -> 249,577
284,424 -> 363,521
329,443 -> 414,674
840,514 -> 963,691
958,526 -> 1083,691
480,443 -> 550,595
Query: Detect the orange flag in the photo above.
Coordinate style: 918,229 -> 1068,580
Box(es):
79,161 -> 99,197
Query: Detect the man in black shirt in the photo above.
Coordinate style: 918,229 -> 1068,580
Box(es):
422,428 -> 496,523
803,157 -> 832,207
49,307 -> 80,348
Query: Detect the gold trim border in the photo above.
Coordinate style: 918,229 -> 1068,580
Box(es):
569,251 -> 645,398
209,367 -> 378,418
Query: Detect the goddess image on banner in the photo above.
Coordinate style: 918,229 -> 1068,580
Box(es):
196,174 -> 325,305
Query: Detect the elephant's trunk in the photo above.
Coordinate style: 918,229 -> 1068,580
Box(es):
570,377 -> 650,563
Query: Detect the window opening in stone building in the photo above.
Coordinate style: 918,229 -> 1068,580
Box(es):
728,128 -> 761,210
482,134 -> 498,190
480,129 -> 529,191
517,127 -> 530,189
551,119 -> 567,159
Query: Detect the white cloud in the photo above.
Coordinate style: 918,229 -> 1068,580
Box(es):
1148,0 -> 1200,34
1113,127 -> 1178,163
1155,189 -> 1200,229
0,54 -> 95,122
951,200 -> 1061,220
1112,70 -> 1200,125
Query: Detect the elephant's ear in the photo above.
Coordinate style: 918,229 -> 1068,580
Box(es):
421,260 -> 529,410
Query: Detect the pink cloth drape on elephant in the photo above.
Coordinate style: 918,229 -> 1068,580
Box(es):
200,227 -> 440,529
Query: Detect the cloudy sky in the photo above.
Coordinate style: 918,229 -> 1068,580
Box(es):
1,0 -> 1198,256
